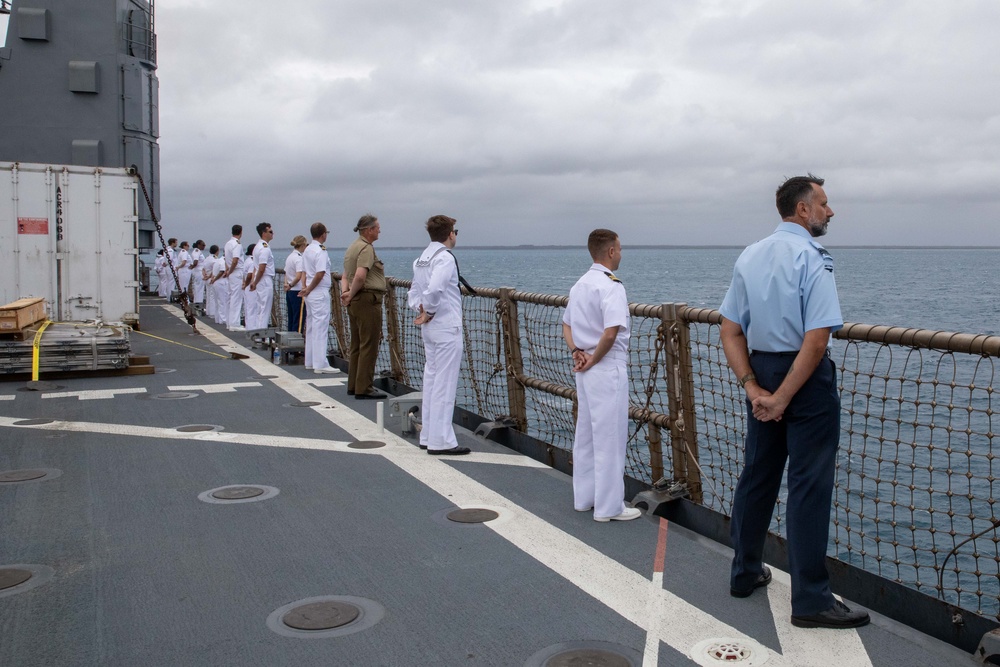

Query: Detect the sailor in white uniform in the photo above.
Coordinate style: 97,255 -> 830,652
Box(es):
299,222 -> 338,374
191,240 -> 206,307
223,225 -> 245,331
242,245 -> 256,329
408,215 -> 471,456
176,242 -> 192,298
248,223 -> 275,331
203,245 -> 219,319
562,229 -> 639,522
154,250 -> 167,297
162,238 -> 178,298
211,251 -> 228,326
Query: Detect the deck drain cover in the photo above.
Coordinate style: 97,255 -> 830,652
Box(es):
690,637 -> 769,666
153,392 -> 197,400
287,401 -> 321,407
0,470 -> 48,483
283,601 -> 361,630
266,595 -> 384,639
212,486 -> 265,500
176,424 -> 221,433
526,641 -> 641,667
0,569 -> 32,591
13,419 -> 54,426
348,440 -> 386,450
447,508 -> 499,523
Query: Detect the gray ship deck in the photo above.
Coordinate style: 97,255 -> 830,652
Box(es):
0,302 -> 974,666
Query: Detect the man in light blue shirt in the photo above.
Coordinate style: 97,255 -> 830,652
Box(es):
720,174 -> 869,629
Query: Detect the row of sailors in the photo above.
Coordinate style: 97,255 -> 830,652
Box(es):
154,223 -> 277,333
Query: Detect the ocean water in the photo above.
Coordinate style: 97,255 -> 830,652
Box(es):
154,246 -> 1000,333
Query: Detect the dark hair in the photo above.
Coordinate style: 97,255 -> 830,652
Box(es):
776,174 -> 824,218
426,215 -> 456,243
195,240 -> 205,248
587,229 -> 618,260
231,224 -> 242,236
310,222 -> 327,239
209,244 -> 219,255
256,221 -> 271,237
246,243 -> 256,256
180,241 -> 189,249
168,238 -> 177,245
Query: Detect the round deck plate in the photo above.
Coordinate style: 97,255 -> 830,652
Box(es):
447,508 -> 499,524
0,568 -> 32,591
348,440 -> 386,450
12,419 -> 54,426
198,485 -> 279,505
152,392 -> 197,400
176,424 -> 222,433
0,469 -> 48,483
212,486 -> 265,500
282,601 -> 360,630
266,595 -> 384,639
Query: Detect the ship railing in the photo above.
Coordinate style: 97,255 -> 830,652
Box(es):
270,269 -> 1000,624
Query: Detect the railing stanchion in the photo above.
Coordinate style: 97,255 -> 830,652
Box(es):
662,302 -> 703,503
499,287 -> 528,432
647,423 -> 664,484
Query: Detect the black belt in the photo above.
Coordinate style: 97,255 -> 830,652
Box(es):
751,349 -> 830,358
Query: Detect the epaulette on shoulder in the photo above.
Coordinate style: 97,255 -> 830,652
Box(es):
603,271 -> 623,284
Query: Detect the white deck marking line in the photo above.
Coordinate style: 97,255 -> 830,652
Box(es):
41,387 -> 147,401
767,568 -> 873,667
167,382 -> 262,393
307,378 -> 347,387
0,395 -> 14,401
165,307 -> 873,665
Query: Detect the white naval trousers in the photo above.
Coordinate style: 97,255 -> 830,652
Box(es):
304,289 -> 332,369
192,271 -> 206,304
246,276 -> 273,330
227,273 -> 244,328
205,278 -> 216,318
214,280 -> 229,325
177,268 -> 192,298
572,351 -> 628,519
420,325 -> 463,451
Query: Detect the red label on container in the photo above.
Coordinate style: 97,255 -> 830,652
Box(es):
17,217 -> 49,234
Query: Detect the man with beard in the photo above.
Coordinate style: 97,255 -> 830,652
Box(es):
720,174 -> 869,629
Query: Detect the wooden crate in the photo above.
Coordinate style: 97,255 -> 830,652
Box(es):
0,298 -> 47,332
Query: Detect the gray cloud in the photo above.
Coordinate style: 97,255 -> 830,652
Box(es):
10,1 -> 996,248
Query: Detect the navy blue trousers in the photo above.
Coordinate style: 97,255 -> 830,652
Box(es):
730,351 -> 840,616
285,290 -> 305,333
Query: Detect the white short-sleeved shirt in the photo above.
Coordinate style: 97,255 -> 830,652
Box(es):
253,241 -> 275,277
213,255 -> 226,278
284,250 -> 304,290
242,256 -> 255,283
720,222 -> 843,353
191,248 -> 204,272
178,249 -> 191,269
302,240 -> 331,290
223,237 -> 244,277
562,263 -> 630,355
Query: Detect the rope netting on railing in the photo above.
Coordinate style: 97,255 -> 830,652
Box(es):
271,270 -> 1000,620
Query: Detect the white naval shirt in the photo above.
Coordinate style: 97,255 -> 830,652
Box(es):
562,263 -> 630,356
408,242 -> 462,329
302,240 -> 331,291
252,241 -> 275,278
283,250 -> 303,290
223,237 -> 244,277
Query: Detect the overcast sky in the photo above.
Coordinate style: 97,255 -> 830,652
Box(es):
5,2 -> 1000,248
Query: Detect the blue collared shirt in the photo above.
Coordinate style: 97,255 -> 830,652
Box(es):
720,222 -> 843,352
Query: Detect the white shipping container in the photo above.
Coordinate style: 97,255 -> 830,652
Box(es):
0,161 -> 140,326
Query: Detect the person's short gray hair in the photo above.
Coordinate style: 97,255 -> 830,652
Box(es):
354,213 -> 378,233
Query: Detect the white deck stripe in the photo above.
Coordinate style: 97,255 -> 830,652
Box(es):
0,395 -> 14,401
642,570 -> 664,665
41,387 -> 147,401
167,382 -> 262,393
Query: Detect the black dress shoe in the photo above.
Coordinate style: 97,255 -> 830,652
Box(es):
355,389 -> 387,400
427,446 -> 471,456
347,390 -> 355,396
419,444 -> 427,450
730,566 -> 772,598
791,600 -> 870,629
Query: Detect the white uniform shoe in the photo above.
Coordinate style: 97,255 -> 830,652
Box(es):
594,507 -> 641,522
